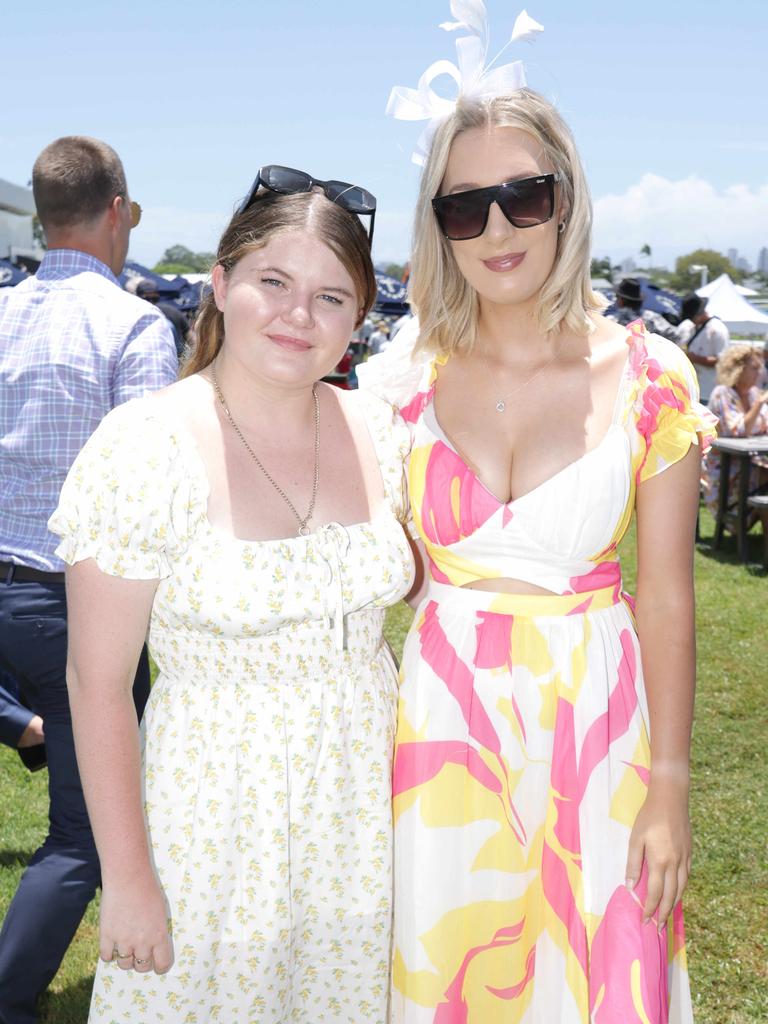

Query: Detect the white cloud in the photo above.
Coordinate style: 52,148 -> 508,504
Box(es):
592,174 -> 768,267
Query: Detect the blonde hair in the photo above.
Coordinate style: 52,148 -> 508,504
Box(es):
183,191 -> 376,378
716,343 -> 762,388
409,89 -> 605,357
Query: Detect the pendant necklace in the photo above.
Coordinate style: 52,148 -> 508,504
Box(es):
210,363 -> 320,537
484,338 -> 562,413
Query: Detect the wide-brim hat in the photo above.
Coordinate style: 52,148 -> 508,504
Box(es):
616,278 -> 643,304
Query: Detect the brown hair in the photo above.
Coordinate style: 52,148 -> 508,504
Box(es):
716,343 -> 762,388
183,191 -> 377,377
410,89 -> 605,357
32,136 -> 127,230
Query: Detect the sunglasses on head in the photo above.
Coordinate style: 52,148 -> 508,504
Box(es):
236,165 -> 377,244
432,173 -> 560,241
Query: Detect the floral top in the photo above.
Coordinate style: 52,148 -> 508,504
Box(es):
48,389 -> 414,650
707,384 -> 768,439
359,319 -> 717,596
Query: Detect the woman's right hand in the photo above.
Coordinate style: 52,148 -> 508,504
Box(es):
99,872 -> 174,975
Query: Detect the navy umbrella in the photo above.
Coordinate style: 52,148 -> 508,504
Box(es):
374,272 -> 409,316
640,282 -> 681,322
169,281 -> 205,313
0,259 -> 29,287
120,260 -> 187,297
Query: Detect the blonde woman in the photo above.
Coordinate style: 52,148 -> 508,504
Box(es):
49,170 -> 413,1023
363,70 -> 716,1024
702,343 -> 768,515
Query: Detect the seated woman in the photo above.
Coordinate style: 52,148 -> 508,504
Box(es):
49,168 -> 414,1023
703,343 -> 768,516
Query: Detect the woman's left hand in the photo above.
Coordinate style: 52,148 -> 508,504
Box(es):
625,781 -> 692,931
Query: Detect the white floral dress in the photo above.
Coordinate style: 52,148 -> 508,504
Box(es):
49,390 -> 414,1024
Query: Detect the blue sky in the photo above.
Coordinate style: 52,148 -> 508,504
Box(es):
3,0 -> 767,270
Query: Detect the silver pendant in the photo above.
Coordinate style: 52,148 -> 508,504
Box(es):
298,524 -> 310,537
495,400 -> 506,413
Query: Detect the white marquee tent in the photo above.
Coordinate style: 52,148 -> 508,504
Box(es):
696,275 -> 768,336
697,272 -> 758,298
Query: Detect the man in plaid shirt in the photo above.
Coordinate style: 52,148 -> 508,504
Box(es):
0,136 -> 177,1023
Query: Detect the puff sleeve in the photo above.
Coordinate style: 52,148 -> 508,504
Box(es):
355,317 -> 430,410
48,398 -> 207,579
353,389 -> 412,527
631,332 -> 718,484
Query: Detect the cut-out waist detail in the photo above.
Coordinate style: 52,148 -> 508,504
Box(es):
460,576 -> 559,596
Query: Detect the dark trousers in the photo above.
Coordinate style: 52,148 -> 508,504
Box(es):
0,578 -> 149,1024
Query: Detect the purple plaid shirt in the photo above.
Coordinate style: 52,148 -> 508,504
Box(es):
0,249 -> 178,571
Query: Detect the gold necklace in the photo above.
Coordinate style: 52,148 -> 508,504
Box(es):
483,338 -> 562,412
210,363 -> 320,537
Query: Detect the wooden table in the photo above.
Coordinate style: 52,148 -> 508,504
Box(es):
712,436 -> 768,562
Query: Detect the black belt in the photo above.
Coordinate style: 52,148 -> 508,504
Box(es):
1,561 -> 65,584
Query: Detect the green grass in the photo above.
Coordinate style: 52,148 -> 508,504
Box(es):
1,511 -> 765,1022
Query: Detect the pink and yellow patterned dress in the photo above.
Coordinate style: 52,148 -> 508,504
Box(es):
360,320 -> 716,1024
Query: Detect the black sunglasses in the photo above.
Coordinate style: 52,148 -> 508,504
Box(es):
432,173 -> 560,241
237,165 -> 377,244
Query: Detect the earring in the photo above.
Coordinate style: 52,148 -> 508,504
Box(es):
557,221 -> 566,235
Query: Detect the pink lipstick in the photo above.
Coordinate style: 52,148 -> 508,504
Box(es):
267,334 -> 312,352
482,251 -> 526,273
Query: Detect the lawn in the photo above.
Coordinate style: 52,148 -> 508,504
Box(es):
1,511 -> 765,1022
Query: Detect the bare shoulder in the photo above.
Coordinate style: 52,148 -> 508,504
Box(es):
323,381 -> 393,420
145,372 -> 212,412
588,313 -> 633,356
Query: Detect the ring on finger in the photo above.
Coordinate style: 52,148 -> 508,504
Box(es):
134,956 -> 152,966
113,948 -> 133,960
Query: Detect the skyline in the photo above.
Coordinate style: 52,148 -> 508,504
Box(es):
3,0 -> 767,269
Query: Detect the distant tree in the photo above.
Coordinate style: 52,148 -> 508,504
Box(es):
639,243 -> 652,259
32,215 -> 46,250
643,266 -> 675,289
668,248 -> 744,292
590,257 -> 614,280
160,245 -> 196,268
153,262 -> 199,276
153,245 -> 215,274
383,262 -> 407,281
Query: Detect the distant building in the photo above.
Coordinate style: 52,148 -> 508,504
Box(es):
736,256 -> 752,273
758,247 -> 768,274
620,256 -> 636,273
0,177 -> 36,260
727,247 -> 739,267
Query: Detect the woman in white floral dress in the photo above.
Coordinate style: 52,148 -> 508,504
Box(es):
49,170 -> 414,1023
